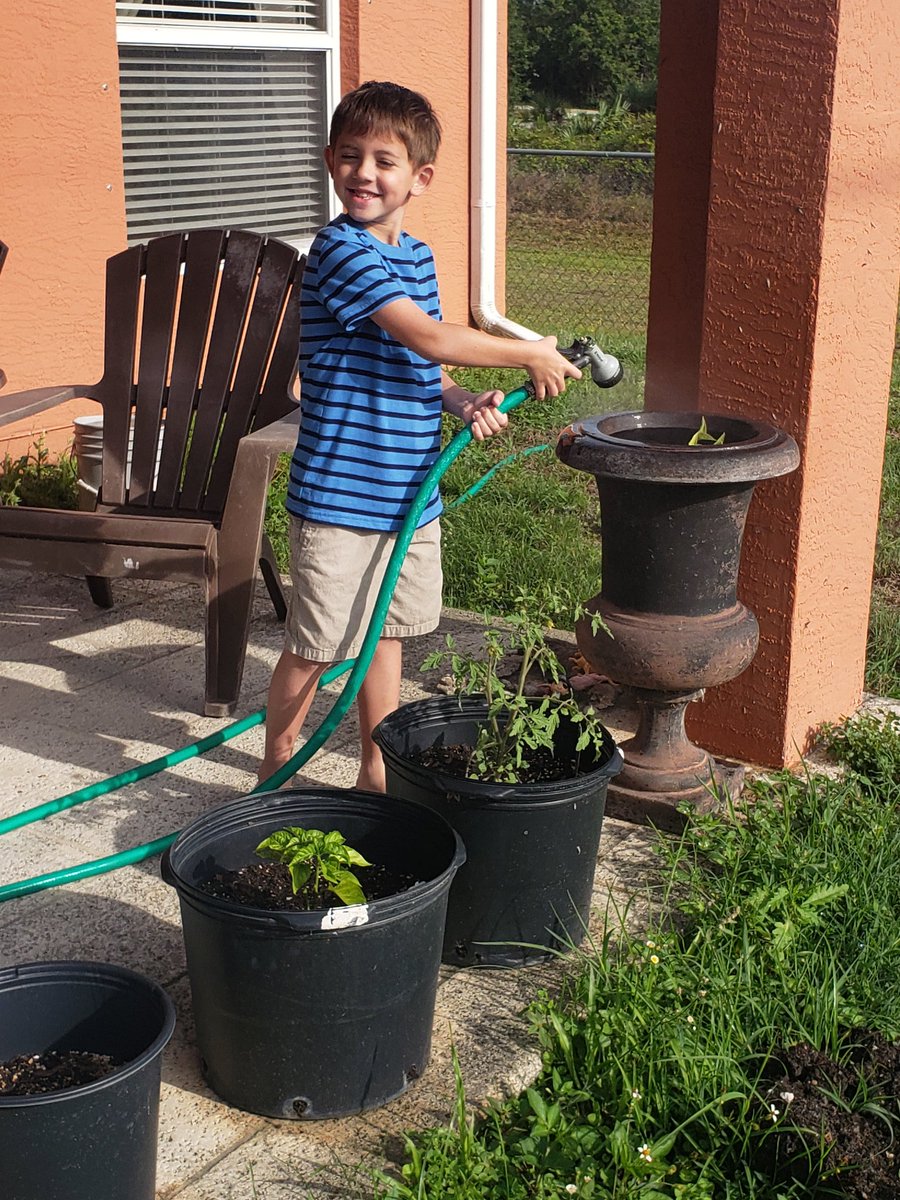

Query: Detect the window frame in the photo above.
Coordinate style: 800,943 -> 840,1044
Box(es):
115,0 -> 341,252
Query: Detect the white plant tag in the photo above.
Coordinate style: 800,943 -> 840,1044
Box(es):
320,904 -> 370,930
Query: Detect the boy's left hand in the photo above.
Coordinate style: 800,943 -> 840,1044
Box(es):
445,387 -> 508,440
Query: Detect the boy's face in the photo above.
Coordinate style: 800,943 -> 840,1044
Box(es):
325,130 -> 434,243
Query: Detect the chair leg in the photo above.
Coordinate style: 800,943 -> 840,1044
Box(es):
86,576 -> 114,608
259,532 -> 288,623
203,551 -> 258,718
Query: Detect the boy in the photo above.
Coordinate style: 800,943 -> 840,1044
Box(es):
259,80 -> 580,791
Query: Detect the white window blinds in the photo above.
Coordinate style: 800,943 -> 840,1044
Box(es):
116,0 -> 337,247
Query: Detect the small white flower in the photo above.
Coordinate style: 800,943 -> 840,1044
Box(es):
779,1091 -> 795,1104
645,939 -> 656,949
631,1088 -> 642,1100
565,1185 -> 578,1195
638,1143 -> 653,1163
686,1015 -> 695,1025
769,1104 -> 780,1121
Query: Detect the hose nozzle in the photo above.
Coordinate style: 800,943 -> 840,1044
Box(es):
559,335 -> 623,389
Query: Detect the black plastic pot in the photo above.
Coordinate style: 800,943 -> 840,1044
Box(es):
373,696 -> 623,968
0,960 -> 176,1200
161,788 -> 464,1120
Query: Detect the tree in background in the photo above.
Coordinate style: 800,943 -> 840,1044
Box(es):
509,0 -> 659,110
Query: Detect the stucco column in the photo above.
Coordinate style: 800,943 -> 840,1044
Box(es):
645,0 -> 900,767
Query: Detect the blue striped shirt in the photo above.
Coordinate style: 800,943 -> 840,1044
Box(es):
288,215 -> 443,531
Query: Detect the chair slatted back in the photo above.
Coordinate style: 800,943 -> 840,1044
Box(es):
95,229 -> 300,515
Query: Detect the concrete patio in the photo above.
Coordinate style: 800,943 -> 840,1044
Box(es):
0,567 -> 660,1199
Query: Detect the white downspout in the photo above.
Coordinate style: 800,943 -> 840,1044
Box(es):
468,0 -> 624,386
470,0 -> 542,341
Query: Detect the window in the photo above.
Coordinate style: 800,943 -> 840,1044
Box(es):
116,1 -> 339,249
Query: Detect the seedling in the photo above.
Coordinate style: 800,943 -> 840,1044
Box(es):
423,590 -> 610,784
688,416 -> 725,446
255,827 -> 372,906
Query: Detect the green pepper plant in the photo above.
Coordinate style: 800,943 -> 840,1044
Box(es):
255,827 -> 372,906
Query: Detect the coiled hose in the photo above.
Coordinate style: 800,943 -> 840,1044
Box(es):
0,383 -> 541,902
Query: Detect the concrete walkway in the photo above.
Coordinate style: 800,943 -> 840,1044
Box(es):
0,569 -> 658,1198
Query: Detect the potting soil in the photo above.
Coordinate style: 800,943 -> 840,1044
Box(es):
414,742 -> 585,785
0,1049 -> 121,1096
200,860 -> 417,911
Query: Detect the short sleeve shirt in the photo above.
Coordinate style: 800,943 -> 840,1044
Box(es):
287,215 -> 444,532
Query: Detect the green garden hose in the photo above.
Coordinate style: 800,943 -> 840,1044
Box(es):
0,383 -> 535,903
0,660 -> 356,839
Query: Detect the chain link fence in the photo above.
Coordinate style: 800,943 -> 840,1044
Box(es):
505,149 -> 654,352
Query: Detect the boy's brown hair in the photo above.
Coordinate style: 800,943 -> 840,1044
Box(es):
328,81 -> 442,167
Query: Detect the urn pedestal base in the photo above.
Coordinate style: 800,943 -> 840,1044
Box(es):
604,686 -> 745,829
603,687 -> 745,831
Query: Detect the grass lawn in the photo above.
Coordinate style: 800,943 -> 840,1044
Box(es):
374,713 -> 900,1200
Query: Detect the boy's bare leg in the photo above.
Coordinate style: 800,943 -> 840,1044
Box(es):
258,648 -> 327,786
355,636 -> 403,792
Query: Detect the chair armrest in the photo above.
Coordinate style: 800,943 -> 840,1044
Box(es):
0,385 -> 96,428
218,407 -> 299,543
240,405 -> 301,455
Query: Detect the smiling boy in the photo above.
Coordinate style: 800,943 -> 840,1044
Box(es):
259,80 -> 580,791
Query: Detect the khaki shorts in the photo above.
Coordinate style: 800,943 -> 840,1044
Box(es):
285,516 -> 442,662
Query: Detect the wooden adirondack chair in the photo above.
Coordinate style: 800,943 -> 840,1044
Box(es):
0,228 -> 302,716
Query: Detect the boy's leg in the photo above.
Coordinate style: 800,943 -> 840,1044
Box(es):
355,636 -> 402,792
258,647 -> 327,786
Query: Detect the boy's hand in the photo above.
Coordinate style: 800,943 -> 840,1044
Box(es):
524,335 -> 582,401
464,389 -> 508,441
442,383 -> 508,441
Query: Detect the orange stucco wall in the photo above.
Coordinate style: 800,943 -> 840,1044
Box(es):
348,0 -> 507,328
647,0 -> 900,767
0,0 -> 126,458
1,0 -> 501,460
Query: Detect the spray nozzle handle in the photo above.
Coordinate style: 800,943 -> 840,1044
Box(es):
558,335 -> 624,389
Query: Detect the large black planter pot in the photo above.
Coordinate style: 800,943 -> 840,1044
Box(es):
373,696 -> 623,968
0,960 -> 175,1200
557,409 -> 800,830
162,788 -> 464,1120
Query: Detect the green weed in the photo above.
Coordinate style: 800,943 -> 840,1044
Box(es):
0,438 -> 79,510
818,709 -> 900,800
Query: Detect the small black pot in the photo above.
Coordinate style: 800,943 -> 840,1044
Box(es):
0,960 -> 175,1200
373,696 -> 623,968
162,788 -> 464,1120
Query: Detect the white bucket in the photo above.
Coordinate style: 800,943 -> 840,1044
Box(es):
73,415 -> 164,507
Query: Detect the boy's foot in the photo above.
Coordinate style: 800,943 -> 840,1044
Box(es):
256,760 -> 289,790
354,766 -> 386,793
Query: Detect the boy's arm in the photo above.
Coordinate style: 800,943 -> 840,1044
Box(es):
441,371 -> 508,442
371,298 -> 581,401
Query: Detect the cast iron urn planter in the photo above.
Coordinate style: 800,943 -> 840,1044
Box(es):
556,409 -> 799,830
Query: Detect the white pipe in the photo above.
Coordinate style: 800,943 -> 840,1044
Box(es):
469,0 -> 542,341
468,0 -> 623,385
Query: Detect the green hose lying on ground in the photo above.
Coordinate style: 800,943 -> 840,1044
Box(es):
0,384 -> 538,903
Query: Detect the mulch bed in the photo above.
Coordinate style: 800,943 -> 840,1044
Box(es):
758,1031 -> 900,1199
